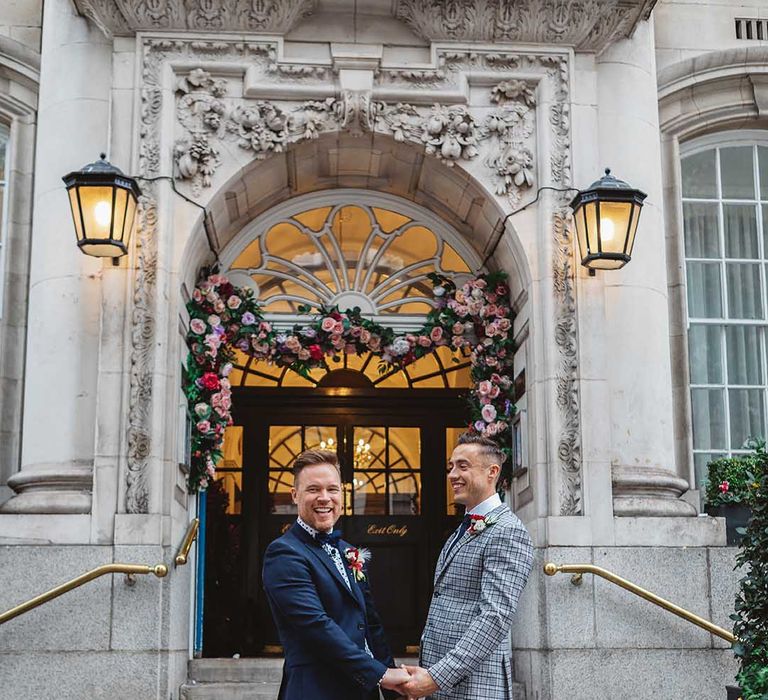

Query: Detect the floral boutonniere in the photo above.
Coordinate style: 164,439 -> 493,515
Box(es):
468,513 -> 500,536
344,547 -> 371,581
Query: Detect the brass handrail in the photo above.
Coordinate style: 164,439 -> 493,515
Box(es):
0,563 -> 168,626
543,562 -> 735,644
175,517 -> 199,567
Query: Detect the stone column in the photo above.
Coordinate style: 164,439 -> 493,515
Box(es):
1,0 -> 111,513
595,21 -> 694,517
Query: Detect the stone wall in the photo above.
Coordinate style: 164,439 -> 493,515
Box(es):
0,0 -> 42,53
0,545 -> 191,700
513,544 -> 740,699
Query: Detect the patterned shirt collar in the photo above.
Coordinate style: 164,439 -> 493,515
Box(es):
297,516 -> 333,539
467,493 -> 502,517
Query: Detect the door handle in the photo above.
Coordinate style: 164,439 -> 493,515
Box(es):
342,482 -> 353,516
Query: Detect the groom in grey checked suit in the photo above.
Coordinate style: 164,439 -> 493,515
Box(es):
400,433 -> 533,700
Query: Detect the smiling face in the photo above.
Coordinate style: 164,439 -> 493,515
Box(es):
447,442 -> 500,511
292,463 -> 342,532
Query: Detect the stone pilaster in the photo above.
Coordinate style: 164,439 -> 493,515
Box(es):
1,0 -> 111,514
594,21 -> 695,517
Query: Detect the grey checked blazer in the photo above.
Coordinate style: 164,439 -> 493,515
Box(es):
419,504 -> 533,700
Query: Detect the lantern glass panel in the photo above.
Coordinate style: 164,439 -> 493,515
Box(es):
67,188 -> 84,242
625,202 -> 641,257
597,201 -> 633,255
584,200 -> 599,254
79,185 -> 115,241
111,187 -> 129,243
123,193 -> 137,242
574,203 -> 589,262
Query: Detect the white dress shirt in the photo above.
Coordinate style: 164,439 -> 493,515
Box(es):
467,492 -> 502,517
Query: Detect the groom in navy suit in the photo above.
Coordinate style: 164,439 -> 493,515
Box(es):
263,448 -> 409,700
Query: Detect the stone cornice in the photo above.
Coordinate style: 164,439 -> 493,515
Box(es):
74,0 -> 656,52
74,0 -> 317,37
394,0 -> 658,52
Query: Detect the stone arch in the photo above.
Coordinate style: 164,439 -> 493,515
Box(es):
178,132 -> 532,302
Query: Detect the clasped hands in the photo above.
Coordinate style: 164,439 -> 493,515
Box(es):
381,665 -> 439,699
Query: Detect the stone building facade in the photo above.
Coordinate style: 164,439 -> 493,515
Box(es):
0,1 -> 761,698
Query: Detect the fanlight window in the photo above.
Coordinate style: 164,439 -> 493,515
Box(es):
228,203 -> 473,317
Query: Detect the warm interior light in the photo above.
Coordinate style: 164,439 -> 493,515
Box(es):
94,201 -> 112,227
600,217 -> 615,242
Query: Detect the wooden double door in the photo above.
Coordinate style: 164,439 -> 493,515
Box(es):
202,388 -> 467,657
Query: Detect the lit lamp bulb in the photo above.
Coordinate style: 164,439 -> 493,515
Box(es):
94,200 -> 112,228
600,217 -> 615,242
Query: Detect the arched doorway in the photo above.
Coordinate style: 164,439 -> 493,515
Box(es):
201,191 -> 484,657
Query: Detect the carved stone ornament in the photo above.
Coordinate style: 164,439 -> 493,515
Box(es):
173,68 -> 538,200
75,0 -> 316,36
75,0 -> 653,54
395,0 -> 657,53
129,40 -> 582,515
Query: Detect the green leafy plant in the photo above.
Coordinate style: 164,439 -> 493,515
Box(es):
704,443 -> 765,507
731,447 -> 768,699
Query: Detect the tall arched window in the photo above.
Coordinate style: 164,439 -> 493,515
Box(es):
222,191 -> 482,388
681,133 -> 768,486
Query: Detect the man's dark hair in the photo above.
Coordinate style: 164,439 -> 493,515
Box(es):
457,432 -> 506,467
293,448 -> 341,483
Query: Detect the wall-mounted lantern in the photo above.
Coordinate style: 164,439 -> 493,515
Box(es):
570,168 -> 647,272
62,154 -> 141,259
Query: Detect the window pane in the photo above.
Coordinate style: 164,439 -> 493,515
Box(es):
353,471 -> 386,515
724,204 -> 758,258
729,389 -> 765,448
388,472 -> 420,515
688,324 -> 722,384
758,146 -> 768,200
683,202 -> 720,258
691,388 -> 727,449
682,150 -> 717,198
726,263 -> 763,319
721,146 -> 755,199
726,326 -> 763,385
268,470 -> 296,514
686,262 -> 722,318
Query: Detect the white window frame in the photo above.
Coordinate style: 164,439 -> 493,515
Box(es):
680,130 -> 768,488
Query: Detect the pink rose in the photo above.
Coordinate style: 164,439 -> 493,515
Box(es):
430,327 -> 443,342
321,317 -> 336,332
452,322 -> 464,335
196,420 -> 212,434
481,404 -> 497,423
418,335 -> 431,347
298,348 -> 311,361
360,329 -> 371,344
192,289 -> 203,302
190,319 -> 207,335
478,380 -> 493,396
227,295 -> 242,310
489,385 -> 500,399
214,300 -> 226,313
333,321 -> 344,334
368,335 -> 381,351
259,321 -> 272,333
474,278 -> 487,289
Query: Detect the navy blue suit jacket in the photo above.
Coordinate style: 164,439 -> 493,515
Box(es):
262,522 -> 397,700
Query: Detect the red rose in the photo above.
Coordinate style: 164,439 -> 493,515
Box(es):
201,372 -> 220,391
331,311 -> 342,321
309,344 -> 324,361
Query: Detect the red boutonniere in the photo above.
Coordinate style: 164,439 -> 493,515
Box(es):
344,547 -> 371,581
468,513 -> 500,536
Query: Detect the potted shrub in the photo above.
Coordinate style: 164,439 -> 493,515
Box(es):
704,444 -> 764,545
730,467 -> 768,700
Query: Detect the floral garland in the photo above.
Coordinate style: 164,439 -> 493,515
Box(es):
184,271 -> 516,492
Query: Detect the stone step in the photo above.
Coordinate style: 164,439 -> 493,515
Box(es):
183,659 -> 525,699
180,681 -> 280,700
189,658 -> 284,683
